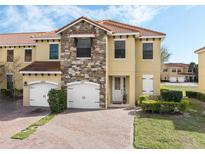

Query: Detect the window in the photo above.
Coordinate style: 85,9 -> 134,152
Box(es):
114,77 -> 121,90
76,38 -> 91,58
6,74 -> 13,90
115,40 -> 125,58
163,69 -> 168,72
177,69 -> 182,73
172,68 -> 176,72
7,50 -> 14,62
25,49 -> 32,62
49,44 -> 59,59
143,43 -> 153,59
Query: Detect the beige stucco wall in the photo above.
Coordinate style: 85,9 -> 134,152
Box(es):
0,40 -> 61,90
22,74 -> 61,106
135,39 -> 161,98
0,46 -> 36,89
107,36 -> 162,106
198,50 -> 205,92
35,40 -> 61,61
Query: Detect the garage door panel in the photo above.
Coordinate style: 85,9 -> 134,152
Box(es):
29,82 -> 58,107
67,82 -> 100,109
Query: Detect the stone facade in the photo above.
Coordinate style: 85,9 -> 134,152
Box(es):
60,21 -> 107,107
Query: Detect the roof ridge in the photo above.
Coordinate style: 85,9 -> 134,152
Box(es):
99,19 -> 166,36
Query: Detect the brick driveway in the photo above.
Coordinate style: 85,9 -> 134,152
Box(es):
0,99 -> 49,148
0,99 -> 135,149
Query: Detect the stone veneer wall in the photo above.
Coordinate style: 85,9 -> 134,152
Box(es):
60,21 -> 107,107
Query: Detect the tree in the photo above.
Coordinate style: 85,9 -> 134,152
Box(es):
0,56 -> 22,98
161,46 -> 171,64
188,62 -> 198,82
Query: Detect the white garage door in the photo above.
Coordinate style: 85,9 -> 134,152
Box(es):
178,77 -> 185,83
29,82 -> 58,107
142,75 -> 154,95
169,77 -> 177,83
67,81 -> 100,109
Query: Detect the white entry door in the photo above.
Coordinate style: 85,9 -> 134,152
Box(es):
29,82 -> 58,107
67,81 -> 100,109
112,77 -> 124,102
142,75 -> 154,95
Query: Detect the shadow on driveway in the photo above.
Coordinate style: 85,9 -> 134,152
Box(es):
0,98 -> 50,121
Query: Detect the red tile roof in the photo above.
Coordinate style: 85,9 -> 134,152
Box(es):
164,63 -> 189,68
97,20 -> 166,36
0,16 -> 165,46
20,61 -> 61,72
0,31 -> 58,46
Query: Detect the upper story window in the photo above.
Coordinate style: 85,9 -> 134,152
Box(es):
163,69 -> 168,72
76,38 -> 91,58
177,69 -> 182,73
172,68 -> 176,72
25,49 -> 32,62
7,50 -> 14,62
49,44 -> 59,59
143,43 -> 153,60
114,40 -> 125,59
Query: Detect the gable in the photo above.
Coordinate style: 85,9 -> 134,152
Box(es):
56,16 -> 112,34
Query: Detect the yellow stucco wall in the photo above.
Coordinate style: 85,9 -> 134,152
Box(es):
0,46 -> 36,89
22,74 -> 61,106
198,50 -> 205,92
107,36 -> 162,106
0,40 -> 61,90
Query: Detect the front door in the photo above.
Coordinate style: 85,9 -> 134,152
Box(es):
112,77 -> 124,103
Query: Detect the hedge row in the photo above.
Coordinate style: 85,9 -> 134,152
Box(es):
186,91 -> 205,102
160,89 -> 183,102
0,89 -> 23,97
141,98 -> 189,113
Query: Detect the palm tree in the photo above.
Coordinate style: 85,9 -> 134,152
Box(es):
161,46 -> 171,64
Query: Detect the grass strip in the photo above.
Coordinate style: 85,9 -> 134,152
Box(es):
11,114 -> 55,140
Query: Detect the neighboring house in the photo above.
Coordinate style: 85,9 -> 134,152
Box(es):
161,63 -> 195,83
195,47 -> 205,92
0,16 -> 165,108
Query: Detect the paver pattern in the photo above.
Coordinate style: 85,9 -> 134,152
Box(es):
0,99 -> 134,149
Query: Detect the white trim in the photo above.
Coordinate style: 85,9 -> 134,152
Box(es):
6,73 -> 13,75
67,81 -> 100,87
49,42 -> 60,44
114,38 -> 126,41
20,71 -> 62,74
28,80 -> 58,86
70,34 -> 96,38
112,32 -> 139,36
0,44 -> 36,47
31,37 -> 61,40
56,18 -> 112,34
141,40 -> 154,43
76,57 -> 91,60
139,35 -> 165,39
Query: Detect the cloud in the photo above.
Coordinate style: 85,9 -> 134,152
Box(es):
0,5 -> 167,33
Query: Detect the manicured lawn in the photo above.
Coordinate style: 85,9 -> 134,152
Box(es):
11,114 -> 55,140
134,99 -> 205,149
161,84 -> 199,96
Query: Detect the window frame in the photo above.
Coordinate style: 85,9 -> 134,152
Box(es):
142,42 -> 154,60
7,49 -> 14,62
24,48 -> 32,63
49,43 -> 59,60
76,38 -> 92,59
114,39 -> 126,60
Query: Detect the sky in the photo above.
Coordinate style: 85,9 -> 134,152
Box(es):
0,5 -> 204,64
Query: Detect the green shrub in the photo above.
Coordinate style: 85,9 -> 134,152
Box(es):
186,91 -> 198,98
48,89 -> 67,113
141,100 -> 159,113
139,95 -> 148,105
186,91 -> 205,102
141,99 -> 189,114
161,89 -> 183,102
179,98 -> 190,112
0,89 -> 7,97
